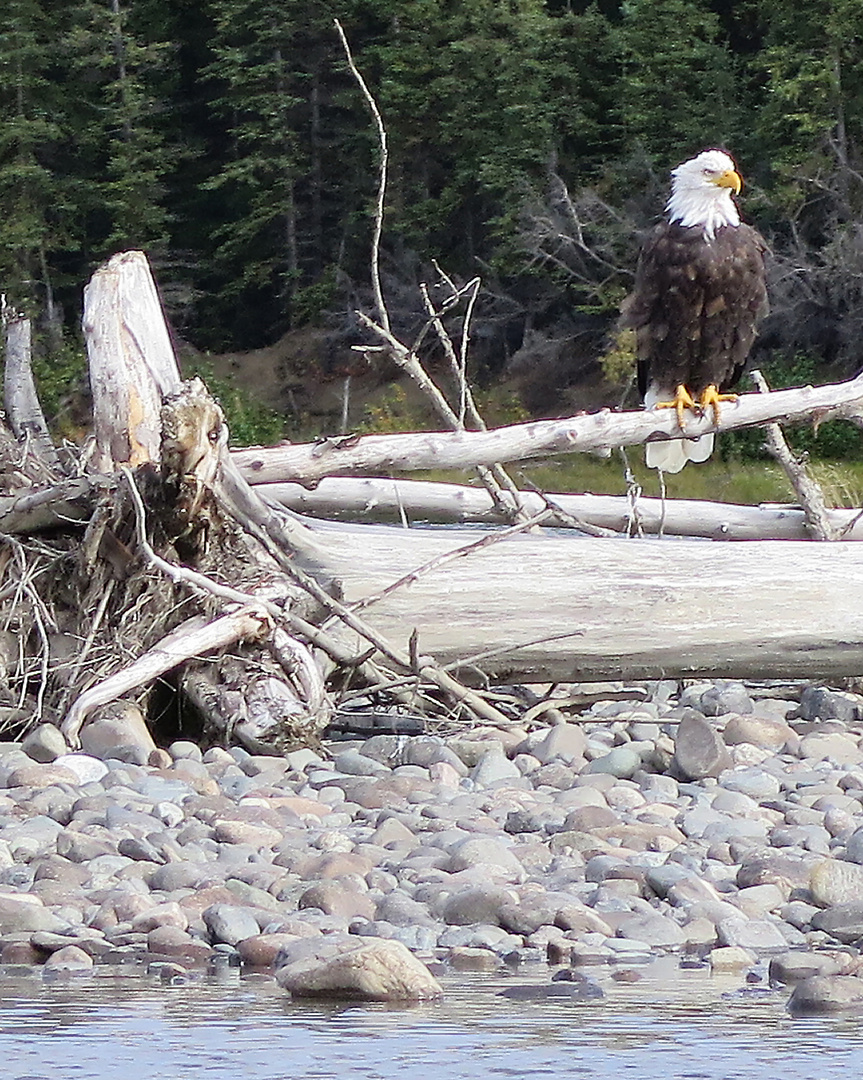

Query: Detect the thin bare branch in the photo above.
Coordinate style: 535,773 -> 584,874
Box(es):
347,509 -> 553,615
335,19 -> 389,334
750,369 -> 840,541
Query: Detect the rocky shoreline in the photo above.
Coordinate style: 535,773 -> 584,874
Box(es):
2,679 -> 863,1013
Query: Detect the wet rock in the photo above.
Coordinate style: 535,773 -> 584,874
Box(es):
42,944 -> 94,974
788,974 -> 863,1014
447,946 -> 503,972
499,977 -> 603,1001
237,933 -> 303,968
673,714 -> 731,780
276,937 -> 442,1001
770,951 -> 846,985
203,904 -> 263,946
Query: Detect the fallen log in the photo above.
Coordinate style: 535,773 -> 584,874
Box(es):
255,476 -> 863,541
232,372 -> 863,485
308,519 -> 863,682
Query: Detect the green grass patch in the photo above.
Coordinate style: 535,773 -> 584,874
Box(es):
417,451 -> 863,507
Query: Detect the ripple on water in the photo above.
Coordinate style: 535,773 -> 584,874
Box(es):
1,962 -> 862,1080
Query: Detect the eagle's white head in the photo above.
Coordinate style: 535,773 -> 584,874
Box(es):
665,149 -> 742,238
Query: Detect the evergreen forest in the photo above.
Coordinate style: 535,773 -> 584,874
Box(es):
3,0 -> 863,436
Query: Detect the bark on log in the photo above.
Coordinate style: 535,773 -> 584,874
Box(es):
307,520 -> 863,683
232,372 -> 863,485
256,476 -> 863,541
84,251 -> 182,471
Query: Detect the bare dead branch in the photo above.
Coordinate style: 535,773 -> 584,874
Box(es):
750,369 -> 840,541
335,19 -> 389,334
346,508 -> 553,615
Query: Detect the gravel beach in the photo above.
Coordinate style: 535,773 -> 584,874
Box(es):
2,679 -> 863,1011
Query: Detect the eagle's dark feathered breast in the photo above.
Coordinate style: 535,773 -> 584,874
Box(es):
621,149 -> 768,472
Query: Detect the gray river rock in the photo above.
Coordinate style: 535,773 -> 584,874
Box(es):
0,679 -> 861,1005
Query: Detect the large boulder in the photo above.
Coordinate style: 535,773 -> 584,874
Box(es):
275,937 -> 442,1001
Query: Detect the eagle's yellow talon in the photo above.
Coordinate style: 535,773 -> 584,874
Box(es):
654,383 -> 698,430
699,383 -> 738,425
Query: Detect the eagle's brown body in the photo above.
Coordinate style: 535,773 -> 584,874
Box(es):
625,221 -> 768,404
621,149 -> 768,472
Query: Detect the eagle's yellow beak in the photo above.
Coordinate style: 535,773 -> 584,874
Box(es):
713,169 -> 742,195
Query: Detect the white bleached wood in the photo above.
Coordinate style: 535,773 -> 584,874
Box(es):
61,606 -> 272,747
3,314 -> 60,469
232,372 -> 863,485
83,251 -> 182,471
307,519 -> 863,683
255,476 -> 863,541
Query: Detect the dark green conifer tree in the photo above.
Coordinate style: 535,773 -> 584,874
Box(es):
0,0 -> 63,310
618,0 -> 739,165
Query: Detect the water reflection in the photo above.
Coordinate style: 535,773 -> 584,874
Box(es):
2,960 -> 861,1079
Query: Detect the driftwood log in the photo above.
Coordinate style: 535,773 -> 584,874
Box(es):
255,476 -> 863,541
1,250 -> 862,754
231,371 -> 863,485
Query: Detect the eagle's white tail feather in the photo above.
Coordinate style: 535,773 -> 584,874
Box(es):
684,431 -> 714,463
645,432 -> 715,472
645,439 -> 687,473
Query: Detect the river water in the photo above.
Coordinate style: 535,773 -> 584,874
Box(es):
3,958 -> 861,1080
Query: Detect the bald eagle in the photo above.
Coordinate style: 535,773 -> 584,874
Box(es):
621,149 -> 768,472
